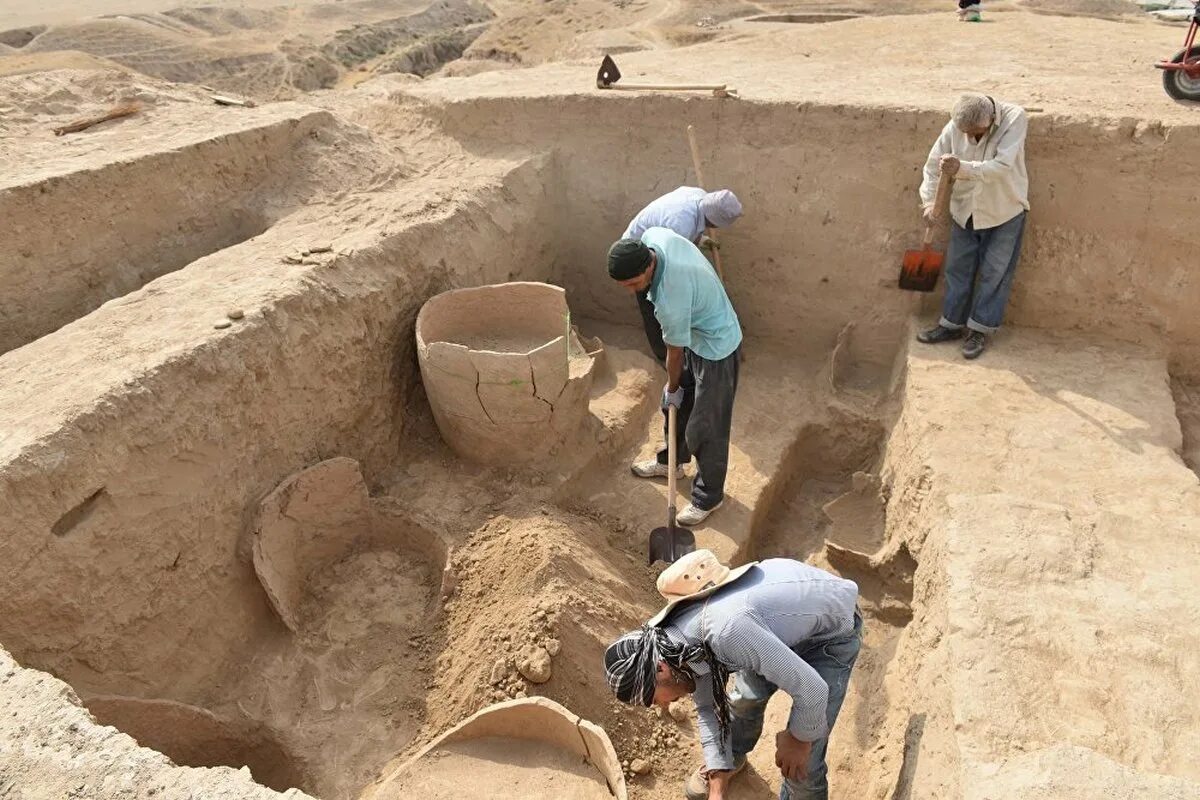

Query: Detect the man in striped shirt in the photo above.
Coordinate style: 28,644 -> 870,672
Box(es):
604,552 -> 862,800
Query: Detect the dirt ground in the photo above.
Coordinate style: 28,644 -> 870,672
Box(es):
2,1 -> 1199,800
0,0 -> 1172,99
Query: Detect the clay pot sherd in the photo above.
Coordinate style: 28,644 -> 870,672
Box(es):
415,282 -> 598,465
366,696 -> 626,800
250,457 -> 447,634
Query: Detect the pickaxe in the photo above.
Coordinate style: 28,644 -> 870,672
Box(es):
596,55 -> 737,98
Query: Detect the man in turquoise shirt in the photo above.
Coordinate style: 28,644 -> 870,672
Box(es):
607,227 -> 743,526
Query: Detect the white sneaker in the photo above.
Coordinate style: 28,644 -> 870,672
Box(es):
677,501 -> 723,527
631,459 -> 685,479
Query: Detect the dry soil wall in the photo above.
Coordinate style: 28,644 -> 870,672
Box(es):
411,92 -> 1200,372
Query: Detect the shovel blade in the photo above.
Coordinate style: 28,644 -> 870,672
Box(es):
898,248 -> 944,292
648,525 -> 696,565
597,54 -> 621,88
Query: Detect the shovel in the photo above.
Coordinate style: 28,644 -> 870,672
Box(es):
899,169 -> 954,292
648,404 -> 696,565
597,55 -> 736,97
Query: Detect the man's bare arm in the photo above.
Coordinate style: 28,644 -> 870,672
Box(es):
666,345 -> 685,391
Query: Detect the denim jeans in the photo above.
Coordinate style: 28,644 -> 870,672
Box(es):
727,613 -> 863,800
654,347 -> 740,510
939,211 -> 1027,334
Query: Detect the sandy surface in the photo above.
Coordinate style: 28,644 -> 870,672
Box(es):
5,0 -> 1171,100
379,737 -> 612,799
409,10 -> 1197,123
1,1 -> 1199,799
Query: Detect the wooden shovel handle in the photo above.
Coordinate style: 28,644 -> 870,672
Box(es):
931,169 -> 950,214
604,83 -> 727,91
688,125 -> 726,282
922,168 -> 954,245
667,403 -> 677,516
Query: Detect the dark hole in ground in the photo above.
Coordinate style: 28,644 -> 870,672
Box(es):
0,26 -> 46,48
84,696 -> 312,793
746,13 -> 860,23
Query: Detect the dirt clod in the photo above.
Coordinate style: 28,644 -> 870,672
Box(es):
517,646 -> 552,684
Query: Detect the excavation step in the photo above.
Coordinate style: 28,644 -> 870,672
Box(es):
0,101 -> 331,354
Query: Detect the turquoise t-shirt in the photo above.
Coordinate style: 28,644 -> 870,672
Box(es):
643,227 -> 743,361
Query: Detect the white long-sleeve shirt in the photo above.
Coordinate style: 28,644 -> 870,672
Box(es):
663,559 -> 859,770
622,186 -> 707,243
919,99 -> 1030,230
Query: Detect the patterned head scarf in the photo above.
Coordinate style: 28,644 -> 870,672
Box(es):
603,625 -> 733,743
699,190 -> 743,229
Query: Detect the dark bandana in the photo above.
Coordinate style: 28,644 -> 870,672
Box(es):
607,239 -> 652,281
603,625 -> 734,743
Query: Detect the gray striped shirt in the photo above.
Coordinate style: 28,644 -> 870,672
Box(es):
663,559 -> 859,770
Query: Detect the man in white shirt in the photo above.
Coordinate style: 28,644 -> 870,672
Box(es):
622,187 -> 743,363
916,94 -> 1029,359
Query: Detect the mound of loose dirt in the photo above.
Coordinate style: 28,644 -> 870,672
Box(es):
392,503 -> 701,793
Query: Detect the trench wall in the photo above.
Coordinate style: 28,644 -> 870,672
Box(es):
0,105 -> 338,354
413,93 -> 1200,372
0,154 -> 564,699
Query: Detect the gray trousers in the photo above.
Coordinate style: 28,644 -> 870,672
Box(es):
655,347 -> 740,510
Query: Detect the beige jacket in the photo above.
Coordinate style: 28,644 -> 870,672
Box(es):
919,98 -> 1030,230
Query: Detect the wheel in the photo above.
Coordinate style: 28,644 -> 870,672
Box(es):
1163,45 -> 1200,101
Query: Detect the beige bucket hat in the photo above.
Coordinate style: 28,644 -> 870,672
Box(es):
648,549 -> 757,627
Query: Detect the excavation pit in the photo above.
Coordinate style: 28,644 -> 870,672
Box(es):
83,697 -> 310,793
3,36 -> 1200,800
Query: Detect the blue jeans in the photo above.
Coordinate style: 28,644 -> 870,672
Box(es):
728,613 -> 863,800
939,211 -> 1027,334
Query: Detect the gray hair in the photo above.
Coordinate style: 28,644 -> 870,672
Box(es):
952,93 -> 994,130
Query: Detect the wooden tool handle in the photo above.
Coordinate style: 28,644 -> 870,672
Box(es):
933,168 -> 954,220
920,167 -> 955,245
667,403 -> 678,518
606,83 -> 728,91
688,125 -> 726,282
688,125 -> 707,187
